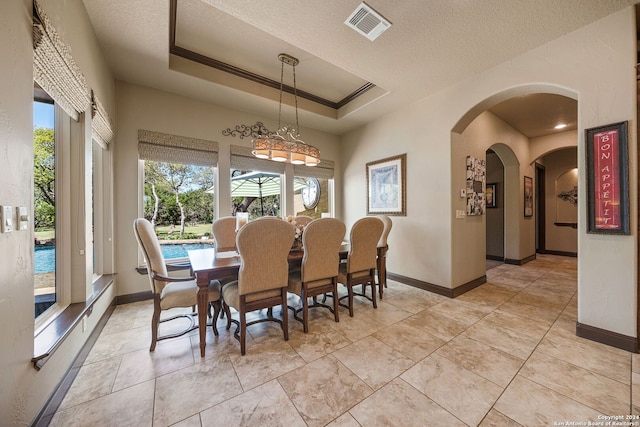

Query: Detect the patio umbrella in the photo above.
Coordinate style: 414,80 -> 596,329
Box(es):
206,171 -> 306,215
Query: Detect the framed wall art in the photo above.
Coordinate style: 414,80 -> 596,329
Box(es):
466,156 -> 486,216
366,153 -> 406,216
585,121 -> 630,234
524,176 -> 533,217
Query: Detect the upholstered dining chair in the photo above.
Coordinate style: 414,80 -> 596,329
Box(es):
221,217 -> 295,355
133,218 -> 222,351
287,218 -> 346,332
336,217 -> 383,317
376,215 -> 393,298
212,216 -> 237,253
293,215 -> 313,226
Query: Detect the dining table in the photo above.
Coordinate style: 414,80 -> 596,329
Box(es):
188,244 -> 349,357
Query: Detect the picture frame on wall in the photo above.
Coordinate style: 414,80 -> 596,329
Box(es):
486,183 -> 497,208
524,176 -> 533,217
366,153 -> 407,216
585,121 -> 630,234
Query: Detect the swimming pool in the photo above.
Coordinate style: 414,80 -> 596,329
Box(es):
34,242 -> 214,273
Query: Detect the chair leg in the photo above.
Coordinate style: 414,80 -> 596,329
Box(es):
223,301 -> 232,330
281,289 -> 289,341
347,283 -> 354,317
302,289 -> 309,333
150,298 -> 161,351
211,300 -> 221,336
240,309 -> 247,356
370,280 -> 377,309
332,279 -> 340,323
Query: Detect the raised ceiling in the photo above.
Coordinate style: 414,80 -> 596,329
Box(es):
81,0 -> 633,136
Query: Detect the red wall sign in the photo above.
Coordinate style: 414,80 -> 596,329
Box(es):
592,129 -> 620,229
586,121 -> 629,235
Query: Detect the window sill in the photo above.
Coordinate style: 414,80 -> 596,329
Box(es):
32,274 -> 115,370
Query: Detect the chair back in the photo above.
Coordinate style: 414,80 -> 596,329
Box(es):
236,217 -> 295,295
377,215 -> 393,248
347,217 -> 383,274
301,218 -> 346,282
212,216 -> 237,252
133,218 -> 167,294
293,215 -> 313,226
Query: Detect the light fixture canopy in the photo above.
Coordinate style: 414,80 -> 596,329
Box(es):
252,54 -> 320,166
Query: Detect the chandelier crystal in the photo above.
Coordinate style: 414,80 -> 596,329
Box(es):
252,54 -> 320,166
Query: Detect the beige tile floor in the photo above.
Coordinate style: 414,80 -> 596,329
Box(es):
49,255 -> 640,426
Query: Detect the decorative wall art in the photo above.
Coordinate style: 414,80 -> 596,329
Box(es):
366,154 -> 406,216
585,121 -> 630,234
222,122 -> 271,139
524,176 -> 533,217
465,156 -> 486,216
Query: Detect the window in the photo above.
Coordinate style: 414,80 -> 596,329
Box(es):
33,88 -> 56,318
230,169 -> 282,219
143,160 -> 216,260
294,176 -> 331,219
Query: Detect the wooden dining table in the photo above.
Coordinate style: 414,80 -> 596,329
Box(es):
188,244 -> 349,357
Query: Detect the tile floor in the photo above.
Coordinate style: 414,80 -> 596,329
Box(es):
49,255 -> 640,426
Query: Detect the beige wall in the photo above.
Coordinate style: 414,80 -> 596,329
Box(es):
0,0 -> 115,424
341,8 -> 637,337
114,82 -> 342,297
543,147 -> 578,254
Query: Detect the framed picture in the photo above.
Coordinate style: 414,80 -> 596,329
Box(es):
524,176 -> 533,217
486,183 -> 497,208
366,153 -> 406,216
585,121 -> 630,234
465,156 -> 486,216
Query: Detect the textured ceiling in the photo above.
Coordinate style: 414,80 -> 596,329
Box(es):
82,0 -> 632,136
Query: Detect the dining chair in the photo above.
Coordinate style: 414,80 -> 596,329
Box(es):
133,218 -> 222,351
293,215 -> 313,226
376,215 -> 393,298
212,216 -> 237,252
221,216 -> 295,355
287,218 -> 346,332
336,217 -> 383,317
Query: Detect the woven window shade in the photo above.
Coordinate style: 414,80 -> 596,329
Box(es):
33,1 -> 90,121
230,145 -> 285,174
294,160 -> 334,179
91,91 -> 114,149
138,130 -> 219,166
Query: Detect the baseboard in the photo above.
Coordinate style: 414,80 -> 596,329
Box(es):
116,290 -> 153,305
576,322 -> 638,353
504,254 -> 536,265
387,272 -> 486,298
542,249 -> 577,258
32,298 -> 117,427
486,254 -> 504,261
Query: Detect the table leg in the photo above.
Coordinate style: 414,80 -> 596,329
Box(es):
196,274 -> 209,357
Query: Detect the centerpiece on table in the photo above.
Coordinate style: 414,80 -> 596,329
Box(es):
284,216 -> 305,249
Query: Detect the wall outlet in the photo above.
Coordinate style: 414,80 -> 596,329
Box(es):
459,189 -> 466,198
17,206 -> 28,230
456,210 -> 466,219
1,206 -> 13,233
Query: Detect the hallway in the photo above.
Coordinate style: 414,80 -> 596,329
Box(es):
47,255 -> 637,426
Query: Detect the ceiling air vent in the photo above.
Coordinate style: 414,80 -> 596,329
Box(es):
345,2 -> 391,41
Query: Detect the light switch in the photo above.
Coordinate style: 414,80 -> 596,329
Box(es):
17,206 -> 28,230
1,206 -> 13,233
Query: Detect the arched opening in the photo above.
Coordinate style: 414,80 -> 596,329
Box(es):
450,84 -> 578,288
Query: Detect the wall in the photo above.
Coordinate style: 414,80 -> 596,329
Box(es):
114,82 -> 341,297
341,8 -> 637,337
0,1 -> 116,425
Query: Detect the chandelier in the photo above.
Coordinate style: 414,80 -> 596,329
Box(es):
252,53 -> 320,166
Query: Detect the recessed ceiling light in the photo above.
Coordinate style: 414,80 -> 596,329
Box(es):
554,123 -> 567,129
